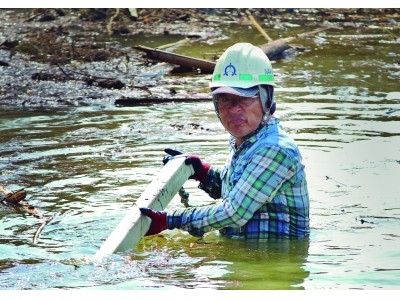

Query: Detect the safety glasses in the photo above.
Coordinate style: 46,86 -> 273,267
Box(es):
217,95 -> 260,109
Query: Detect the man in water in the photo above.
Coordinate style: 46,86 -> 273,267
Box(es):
140,43 -> 310,239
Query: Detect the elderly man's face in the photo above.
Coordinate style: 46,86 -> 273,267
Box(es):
217,94 -> 264,146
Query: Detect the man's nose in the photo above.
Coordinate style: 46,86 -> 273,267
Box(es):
227,100 -> 244,111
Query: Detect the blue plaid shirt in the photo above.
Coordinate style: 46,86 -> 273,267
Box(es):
167,117 -> 310,239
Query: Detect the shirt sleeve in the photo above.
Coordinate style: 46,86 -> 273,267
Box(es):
198,167 -> 222,199
166,145 -> 298,237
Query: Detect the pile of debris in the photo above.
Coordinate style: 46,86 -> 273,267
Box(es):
1,8 -> 398,107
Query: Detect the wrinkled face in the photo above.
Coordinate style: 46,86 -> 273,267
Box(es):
216,94 -> 264,146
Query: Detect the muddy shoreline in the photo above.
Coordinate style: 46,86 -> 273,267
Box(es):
1,8 -> 399,107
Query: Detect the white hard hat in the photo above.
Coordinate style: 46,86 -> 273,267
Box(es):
210,43 -> 275,89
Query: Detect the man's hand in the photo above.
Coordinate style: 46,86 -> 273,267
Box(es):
139,208 -> 167,236
184,155 -> 210,182
163,148 -> 210,183
162,148 -> 183,165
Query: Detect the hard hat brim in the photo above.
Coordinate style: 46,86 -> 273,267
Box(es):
209,80 -> 275,89
211,86 -> 259,97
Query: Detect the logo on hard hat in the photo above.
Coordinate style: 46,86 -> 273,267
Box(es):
224,63 -> 237,76
265,68 -> 273,75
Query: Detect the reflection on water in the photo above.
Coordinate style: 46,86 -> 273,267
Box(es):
1,23 -> 400,290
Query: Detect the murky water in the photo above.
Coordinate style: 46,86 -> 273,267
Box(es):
1,23 -> 400,290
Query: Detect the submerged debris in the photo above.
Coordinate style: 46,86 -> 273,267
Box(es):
0,183 -> 42,218
33,212 -> 59,244
1,183 -> 60,245
1,184 -> 27,204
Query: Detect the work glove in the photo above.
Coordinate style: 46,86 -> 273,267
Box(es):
139,207 -> 167,236
162,148 -> 183,165
163,148 -> 210,183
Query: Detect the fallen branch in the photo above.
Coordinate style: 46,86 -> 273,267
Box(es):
296,26 -> 336,39
259,26 -> 334,60
156,38 -> 190,50
33,212 -> 59,244
0,184 -> 27,204
246,10 -> 274,43
106,8 -> 120,36
133,45 -> 216,73
134,26 -> 334,72
115,94 -> 211,106
258,39 -> 293,61
1,183 -> 43,218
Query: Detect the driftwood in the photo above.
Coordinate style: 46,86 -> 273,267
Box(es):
106,8 -> 120,36
1,183 -> 42,218
33,212 -> 59,244
246,10 -> 273,43
1,184 -> 27,204
259,27 -> 333,60
1,183 -> 58,244
115,95 -> 211,106
245,10 -> 333,61
134,27 -> 333,73
156,38 -> 190,50
133,45 -> 216,73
